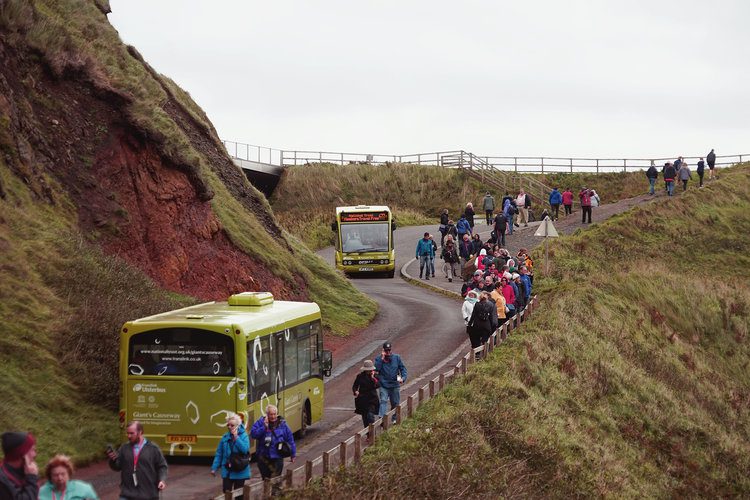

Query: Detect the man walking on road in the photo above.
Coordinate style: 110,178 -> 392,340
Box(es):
107,421 -> 167,500
416,232 -> 434,280
482,191 -> 495,225
374,342 -> 407,419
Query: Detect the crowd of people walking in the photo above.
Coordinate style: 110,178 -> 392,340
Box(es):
647,150 -> 717,196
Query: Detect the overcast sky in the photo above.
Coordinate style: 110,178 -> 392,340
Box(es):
109,1 -> 748,159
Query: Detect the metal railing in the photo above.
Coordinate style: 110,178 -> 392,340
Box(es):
222,140 -> 747,173
213,296 -> 539,500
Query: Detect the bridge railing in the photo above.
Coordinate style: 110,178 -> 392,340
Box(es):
222,140 -> 747,173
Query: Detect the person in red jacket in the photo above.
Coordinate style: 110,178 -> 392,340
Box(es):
562,188 -> 574,216
579,187 -> 593,224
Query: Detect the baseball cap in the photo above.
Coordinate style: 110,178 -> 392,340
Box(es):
382,342 -> 392,351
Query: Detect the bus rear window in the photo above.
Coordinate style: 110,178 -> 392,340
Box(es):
128,328 -> 234,377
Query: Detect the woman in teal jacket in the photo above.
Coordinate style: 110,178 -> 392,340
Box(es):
211,413 -> 251,493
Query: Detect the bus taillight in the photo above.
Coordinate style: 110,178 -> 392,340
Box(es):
119,410 -> 126,424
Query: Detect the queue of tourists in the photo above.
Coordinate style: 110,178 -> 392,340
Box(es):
646,150 -> 717,196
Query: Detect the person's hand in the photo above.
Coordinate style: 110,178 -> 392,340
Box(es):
353,390 -> 359,397
23,453 -> 38,476
230,426 -> 238,438
106,450 -> 117,461
157,481 -> 166,490
264,417 -> 269,429
210,470 -> 216,477
290,456 -> 296,463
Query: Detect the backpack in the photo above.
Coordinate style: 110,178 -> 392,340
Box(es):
476,304 -> 491,322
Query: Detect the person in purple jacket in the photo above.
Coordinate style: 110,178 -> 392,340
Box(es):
250,405 -> 296,484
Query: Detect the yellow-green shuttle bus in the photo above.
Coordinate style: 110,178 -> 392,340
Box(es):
118,292 -> 332,457
332,205 -> 396,278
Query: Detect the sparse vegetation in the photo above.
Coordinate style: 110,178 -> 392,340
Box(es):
271,163 -> 653,249
297,165 -> 750,498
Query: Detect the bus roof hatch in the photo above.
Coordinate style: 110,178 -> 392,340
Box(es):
228,292 -> 274,306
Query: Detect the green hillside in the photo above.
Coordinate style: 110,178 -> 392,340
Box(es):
298,164 -> 750,498
0,0 -> 375,463
271,162 -> 650,249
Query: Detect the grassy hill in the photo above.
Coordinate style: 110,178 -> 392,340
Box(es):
271,163 -> 651,249
298,164 -> 750,498
0,0 -> 375,463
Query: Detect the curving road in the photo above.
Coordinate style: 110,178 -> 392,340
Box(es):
78,223 -> 469,499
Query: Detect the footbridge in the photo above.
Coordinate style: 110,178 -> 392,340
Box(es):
224,140 -> 746,199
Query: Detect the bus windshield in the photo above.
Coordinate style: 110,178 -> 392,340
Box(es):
128,328 -> 235,377
341,222 -> 389,252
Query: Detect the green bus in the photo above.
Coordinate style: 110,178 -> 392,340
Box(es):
118,292 -> 332,457
332,205 -> 396,278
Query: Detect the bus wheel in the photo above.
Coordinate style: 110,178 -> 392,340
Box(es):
387,270 -> 395,278
296,402 -> 309,439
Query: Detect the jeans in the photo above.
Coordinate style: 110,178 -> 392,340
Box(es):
418,255 -> 430,277
507,216 -> 514,235
443,261 -> 457,279
223,478 -> 246,493
429,256 -> 435,276
666,180 -> 675,196
485,210 -> 493,225
582,206 -> 592,223
550,204 -> 560,219
378,385 -> 400,416
648,177 -> 656,194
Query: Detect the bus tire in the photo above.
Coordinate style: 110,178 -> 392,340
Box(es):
295,401 -> 310,439
386,270 -> 395,278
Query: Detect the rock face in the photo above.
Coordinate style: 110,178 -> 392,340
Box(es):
0,6 -> 305,302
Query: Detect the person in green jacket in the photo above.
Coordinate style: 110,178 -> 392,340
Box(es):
39,455 -> 99,500
482,192 -> 496,225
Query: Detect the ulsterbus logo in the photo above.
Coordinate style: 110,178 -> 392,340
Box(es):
132,383 -> 166,393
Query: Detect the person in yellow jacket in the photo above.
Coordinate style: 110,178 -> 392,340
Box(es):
489,287 -> 507,326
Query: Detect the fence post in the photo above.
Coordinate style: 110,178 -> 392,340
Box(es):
623,159 -> 627,172
354,433 -> 362,463
322,451 -> 330,476
418,386 -> 425,403
305,460 -> 313,483
285,468 -> 293,487
339,441 -> 347,467
596,159 -> 599,173
407,395 -> 414,417
224,490 -> 232,500
243,484 -> 251,500
383,413 -> 390,431
395,404 -> 402,424
439,373 -> 445,391
262,479 -> 271,498
368,423 -> 375,444
429,379 -> 436,398
541,157 -> 544,173
514,157 -> 518,172
570,158 -> 573,173
454,365 -> 460,377
461,356 -> 468,374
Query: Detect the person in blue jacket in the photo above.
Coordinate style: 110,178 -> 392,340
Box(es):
374,342 -> 407,419
548,188 -> 563,220
456,214 -> 472,240
519,266 -> 532,302
250,405 -> 296,483
211,413 -> 250,493
415,232 -> 435,280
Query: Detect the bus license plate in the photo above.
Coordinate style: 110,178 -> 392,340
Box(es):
166,434 -> 197,444
359,267 -> 374,271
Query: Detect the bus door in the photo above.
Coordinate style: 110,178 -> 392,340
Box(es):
272,331 -> 285,417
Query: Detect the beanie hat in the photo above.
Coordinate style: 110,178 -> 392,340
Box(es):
2,432 -> 36,461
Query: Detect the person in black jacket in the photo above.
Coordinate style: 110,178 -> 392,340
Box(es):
646,164 -> 659,195
696,158 -> 705,187
438,209 -> 449,246
464,203 -> 475,230
107,421 -> 168,500
663,162 -> 677,196
467,292 -> 498,358
0,432 -> 38,500
352,360 -> 380,428
706,149 -> 716,180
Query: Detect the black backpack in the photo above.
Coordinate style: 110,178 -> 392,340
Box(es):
476,304 -> 491,322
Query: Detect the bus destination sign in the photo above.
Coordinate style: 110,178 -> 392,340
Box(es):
340,211 -> 388,222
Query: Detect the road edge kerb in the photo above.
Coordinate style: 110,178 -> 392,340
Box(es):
400,256 -> 462,300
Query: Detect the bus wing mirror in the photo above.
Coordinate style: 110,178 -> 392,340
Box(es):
391,221 -> 397,231
331,221 -> 338,232
321,350 -> 333,377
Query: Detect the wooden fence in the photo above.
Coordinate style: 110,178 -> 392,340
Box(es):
213,295 -> 539,500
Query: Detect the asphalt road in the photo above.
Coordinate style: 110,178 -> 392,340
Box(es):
78,223 -> 469,499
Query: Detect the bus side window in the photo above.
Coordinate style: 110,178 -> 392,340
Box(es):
248,337 -> 271,403
284,329 -> 299,386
